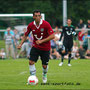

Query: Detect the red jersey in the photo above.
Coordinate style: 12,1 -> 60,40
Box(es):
25,20 -> 54,51
78,32 -> 84,41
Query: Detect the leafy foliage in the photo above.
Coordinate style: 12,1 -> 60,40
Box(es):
0,0 -> 90,27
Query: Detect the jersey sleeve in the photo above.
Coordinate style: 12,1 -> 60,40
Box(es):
72,27 -> 77,36
59,28 -> 64,41
25,24 -> 31,36
46,22 -> 54,35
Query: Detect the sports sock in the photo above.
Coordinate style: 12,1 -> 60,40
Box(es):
29,64 -> 36,75
68,54 -> 71,64
61,55 -> 64,62
42,66 -> 48,75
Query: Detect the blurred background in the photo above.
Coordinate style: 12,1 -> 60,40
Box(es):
0,0 -> 90,59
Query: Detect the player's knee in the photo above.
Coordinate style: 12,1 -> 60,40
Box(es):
42,65 -> 47,69
29,60 -> 35,65
68,51 -> 71,54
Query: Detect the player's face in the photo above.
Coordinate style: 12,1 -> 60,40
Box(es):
33,12 -> 41,23
67,19 -> 72,26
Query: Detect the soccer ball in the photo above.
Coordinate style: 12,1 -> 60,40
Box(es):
27,76 -> 38,85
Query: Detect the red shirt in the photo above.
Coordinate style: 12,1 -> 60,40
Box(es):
78,32 -> 84,41
25,20 -> 54,51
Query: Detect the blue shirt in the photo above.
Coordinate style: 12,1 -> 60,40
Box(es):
4,30 -> 14,36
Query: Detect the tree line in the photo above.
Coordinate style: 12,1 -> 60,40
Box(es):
0,0 -> 90,28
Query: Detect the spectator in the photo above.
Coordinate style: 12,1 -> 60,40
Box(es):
72,42 -> 79,59
86,19 -> 90,29
76,19 -> 84,29
78,45 -> 86,59
4,27 -> 14,36
54,26 -> 62,50
13,29 -> 20,57
4,28 -> 16,59
27,33 -> 33,58
86,49 -> 90,59
82,32 -> 90,50
0,48 -> 6,59
17,28 -> 29,58
78,28 -> 85,45
50,39 -> 60,59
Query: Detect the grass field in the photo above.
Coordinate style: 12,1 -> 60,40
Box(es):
0,58 -> 90,90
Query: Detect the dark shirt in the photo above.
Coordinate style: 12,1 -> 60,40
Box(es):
77,23 -> 84,28
86,24 -> 90,29
59,25 -> 76,42
78,48 -> 86,59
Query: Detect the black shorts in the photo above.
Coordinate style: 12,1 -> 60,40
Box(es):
63,40 -> 73,52
29,47 -> 50,65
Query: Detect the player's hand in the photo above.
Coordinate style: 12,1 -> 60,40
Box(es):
36,40 -> 43,45
17,44 -> 22,49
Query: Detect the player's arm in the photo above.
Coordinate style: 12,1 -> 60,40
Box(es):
17,35 -> 27,49
72,27 -> 77,36
36,22 -> 55,45
36,33 -> 55,45
17,25 -> 31,49
59,29 -> 64,41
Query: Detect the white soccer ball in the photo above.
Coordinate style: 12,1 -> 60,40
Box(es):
27,76 -> 38,85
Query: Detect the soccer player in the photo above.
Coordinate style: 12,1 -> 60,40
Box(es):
59,19 -> 77,66
17,10 -> 54,83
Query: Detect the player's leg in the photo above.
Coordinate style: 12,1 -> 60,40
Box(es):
29,60 -> 36,75
59,54 -> 64,66
58,49 -> 65,66
29,47 -> 39,75
40,50 -> 50,83
68,43 -> 73,66
68,51 -> 72,66
59,43 -> 67,66
42,65 -> 48,83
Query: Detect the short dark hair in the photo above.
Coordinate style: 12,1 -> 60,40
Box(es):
33,10 -> 41,16
67,18 -> 72,21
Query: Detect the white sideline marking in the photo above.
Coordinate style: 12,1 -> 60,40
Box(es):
19,71 -> 27,75
0,71 -> 28,76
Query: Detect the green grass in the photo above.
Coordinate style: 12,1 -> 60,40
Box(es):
0,59 -> 90,89
0,40 -> 5,49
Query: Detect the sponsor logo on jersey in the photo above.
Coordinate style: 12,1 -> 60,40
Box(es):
66,31 -> 72,35
70,28 -> 73,31
41,28 -> 44,32
65,28 -> 68,30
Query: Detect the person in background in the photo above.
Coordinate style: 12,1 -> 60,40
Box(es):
78,28 -> 85,45
27,33 -> 33,58
4,27 -> 16,59
13,29 -> 20,58
82,31 -> 90,51
54,26 -> 62,51
4,27 -> 14,36
78,45 -> 90,59
72,42 -> 79,59
0,48 -> 6,59
86,49 -> 90,59
50,39 -> 60,59
76,19 -> 84,29
17,28 -> 29,58
86,19 -> 90,29
59,18 -> 77,66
